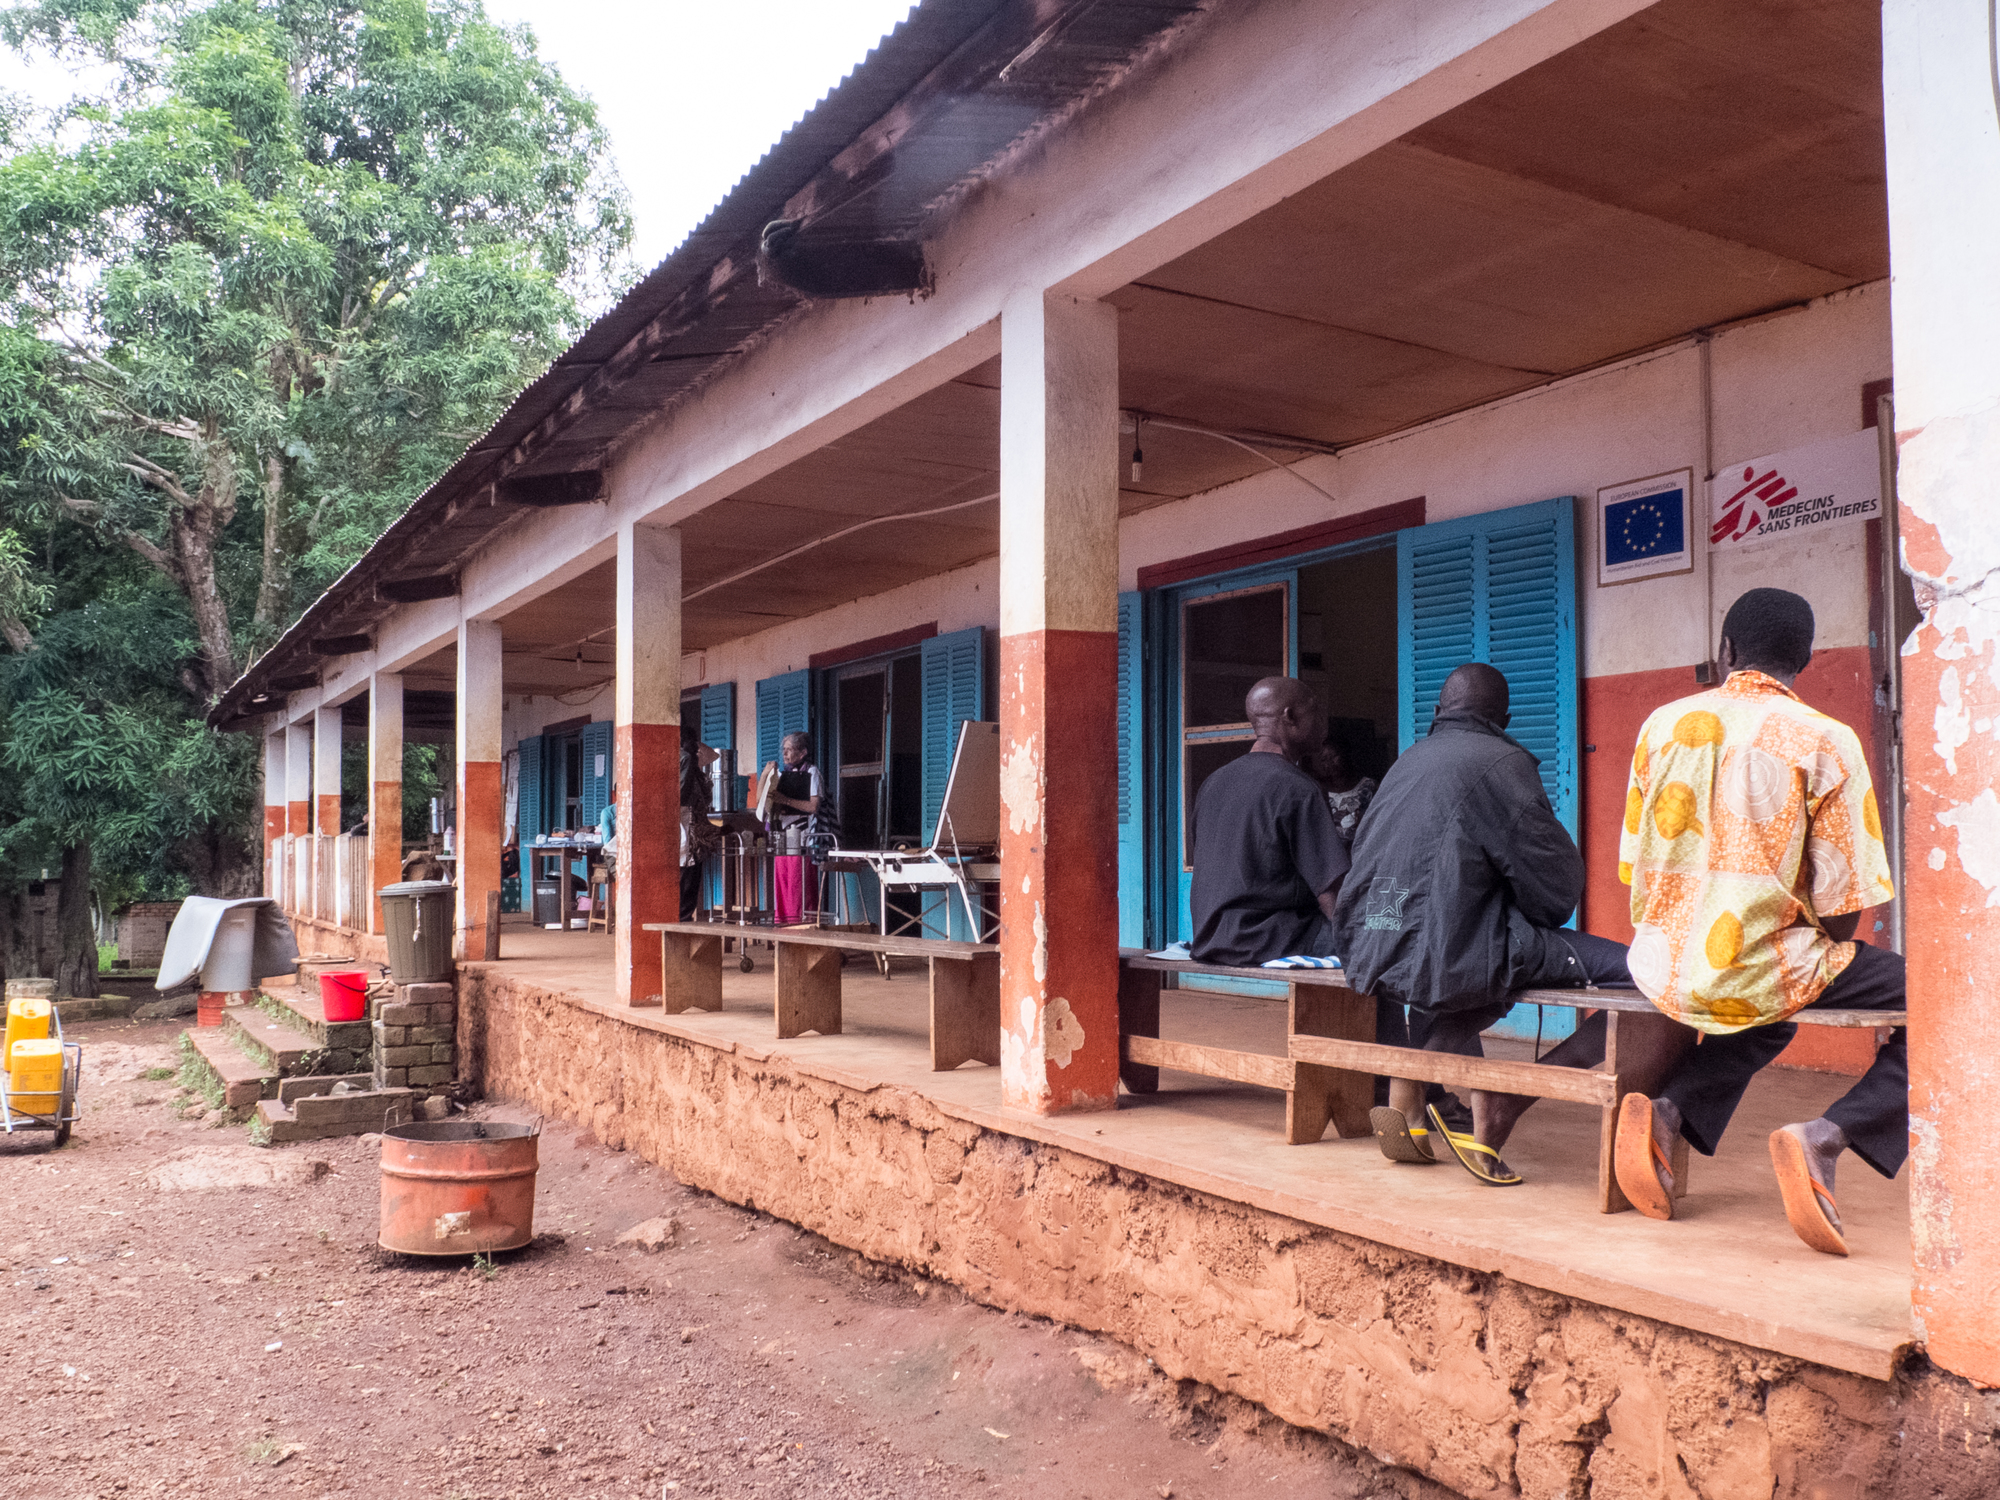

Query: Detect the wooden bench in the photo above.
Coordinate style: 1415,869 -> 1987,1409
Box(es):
1119,949 -> 1906,1213
643,921 -> 1000,1071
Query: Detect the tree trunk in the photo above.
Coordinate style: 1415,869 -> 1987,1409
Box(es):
53,842 -> 99,999
0,885 -> 27,986
172,496 -> 237,703
254,452 -> 287,631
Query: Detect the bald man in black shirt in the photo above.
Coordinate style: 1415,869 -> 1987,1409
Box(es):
1190,678 -> 1349,965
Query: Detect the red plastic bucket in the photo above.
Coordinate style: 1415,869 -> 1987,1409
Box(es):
319,970 -> 370,1023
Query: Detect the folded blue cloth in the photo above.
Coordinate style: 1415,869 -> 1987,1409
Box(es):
1261,954 -> 1342,969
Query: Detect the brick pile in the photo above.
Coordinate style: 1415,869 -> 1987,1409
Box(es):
373,980 -> 458,1092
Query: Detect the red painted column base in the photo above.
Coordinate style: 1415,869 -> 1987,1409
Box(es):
998,628 -> 1120,1114
614,722 -> 679,1006
370,780 -> 402,934
456,760 -> 502,960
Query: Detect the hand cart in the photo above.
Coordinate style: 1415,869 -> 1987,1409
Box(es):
2,1005 -> 81,1148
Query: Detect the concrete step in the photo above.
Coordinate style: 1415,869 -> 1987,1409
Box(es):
276,1072 -> 375,1104
222,1005 -> 320,1076
254,1087 -> 415,1142
254,985 -> 373,1062
185,1028 -> 277,1109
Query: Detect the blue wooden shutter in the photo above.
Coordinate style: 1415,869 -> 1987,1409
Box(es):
755,670 -> 812,774
1116,592 -> 1145,947
517,735 -> 546,847
699,682 -> 735,751
920,627 -> 986,845
1397,496 -> 1577,836
578,720 -> 613,826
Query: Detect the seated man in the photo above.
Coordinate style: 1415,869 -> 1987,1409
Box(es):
1336,662 -> 1630,1183
1614,588 -> 1898,1256
1189,677 -> 1348,967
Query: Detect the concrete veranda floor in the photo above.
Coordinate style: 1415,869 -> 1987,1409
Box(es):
466,917 -> 1913,1381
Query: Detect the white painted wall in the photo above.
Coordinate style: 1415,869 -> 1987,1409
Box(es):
503,685 -> 614,750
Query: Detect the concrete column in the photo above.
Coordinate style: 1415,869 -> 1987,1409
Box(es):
996,290 -> 1121,1113
262,730 -> 285,894
369,673 -> 404,935
456,619 -> 504,961
285,720 -> 311,837
313,705 -> 343,836
615,522 -> 681,1006
1886,0 -> 2000,1387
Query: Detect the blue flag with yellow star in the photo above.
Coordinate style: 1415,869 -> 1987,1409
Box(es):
1603,486 -> 1684,567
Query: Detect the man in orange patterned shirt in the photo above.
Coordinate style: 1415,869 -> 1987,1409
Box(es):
1613,589 -> 1902,1256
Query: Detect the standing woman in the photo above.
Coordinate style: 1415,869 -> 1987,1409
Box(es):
765,731 -> 824,924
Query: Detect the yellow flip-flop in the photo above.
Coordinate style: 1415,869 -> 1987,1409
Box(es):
1368,1106 -> 1438,1164
1426,1103 -> 1523,1186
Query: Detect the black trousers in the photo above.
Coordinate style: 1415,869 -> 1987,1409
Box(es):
1414,928 -> 1633,1057
1662,941 -> 1907,1178
679,864 -> 702,922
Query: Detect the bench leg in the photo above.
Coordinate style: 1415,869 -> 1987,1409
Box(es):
1599,1009 -> 1698,1213
1289,984 -> 1376,1139
929,952 -> 1000,1071
776,942 -> 843,1039
659,932 -> 723,1015
1117,964 -> 1162,1095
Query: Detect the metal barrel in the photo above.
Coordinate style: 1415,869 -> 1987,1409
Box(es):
378,1120 -> 538,1255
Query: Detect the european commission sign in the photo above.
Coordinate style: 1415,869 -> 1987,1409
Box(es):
1709,429 -> 1881,552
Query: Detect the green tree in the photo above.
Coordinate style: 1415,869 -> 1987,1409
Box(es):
0,0 -> 631,694
0,0 -> 630,987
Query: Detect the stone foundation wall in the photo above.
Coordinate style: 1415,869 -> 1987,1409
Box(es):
375,980 -> 458,1093
458,967 -> 2000,1500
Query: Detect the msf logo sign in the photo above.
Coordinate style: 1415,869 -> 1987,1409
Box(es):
1363,876 -> 1410,932
1711,462 -> 1799,545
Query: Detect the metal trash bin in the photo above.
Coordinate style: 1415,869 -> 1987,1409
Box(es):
379,880 -> 456,983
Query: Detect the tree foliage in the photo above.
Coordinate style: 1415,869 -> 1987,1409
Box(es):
0,0 -> 631,975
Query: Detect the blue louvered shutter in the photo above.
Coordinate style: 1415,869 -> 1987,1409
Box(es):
920,627 -> 986,845
516,735 -> 546,847
699,682 -> 735,752
755,670 -> 812,776
1397,496 -> 1577,836
578,720 -> 613,827
1116,592 -> 1145,947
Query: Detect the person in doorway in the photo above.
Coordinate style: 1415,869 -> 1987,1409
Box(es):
1612,588 -> 1899,1255
679,735 -> 719,921
763,730 -> 822,925
1335,662 -> 1631,1184
1189,677 -> 1350,964
1305,726 -> 1378,850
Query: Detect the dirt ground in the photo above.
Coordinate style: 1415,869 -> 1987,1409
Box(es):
2,1017 -> 1456,1500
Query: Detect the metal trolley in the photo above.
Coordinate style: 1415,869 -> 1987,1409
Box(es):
2,1006 -> 81,1149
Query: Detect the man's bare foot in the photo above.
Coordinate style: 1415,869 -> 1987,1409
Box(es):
1471,1089 -> 1531,1152
1387,1077 -> 1424,1124
1769,1118 -> 1850,1255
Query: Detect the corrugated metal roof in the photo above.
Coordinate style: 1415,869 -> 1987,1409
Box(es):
215,0 -> 1205,728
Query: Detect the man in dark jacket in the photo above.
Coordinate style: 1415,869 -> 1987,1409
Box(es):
1335,663 -> 1629,1181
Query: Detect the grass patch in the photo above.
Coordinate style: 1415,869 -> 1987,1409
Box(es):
175,1033 -> 223,1110
473,1251 -> 501,1282
141,1065 -> 175,1081
246,1116 -> 273,1147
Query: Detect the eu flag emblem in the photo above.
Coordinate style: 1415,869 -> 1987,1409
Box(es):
1603,488 -> 1685,567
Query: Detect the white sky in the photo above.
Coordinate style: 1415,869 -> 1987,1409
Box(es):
0,0 -> 919,270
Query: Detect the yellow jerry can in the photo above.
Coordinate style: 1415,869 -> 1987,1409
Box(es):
3,996 -> 51,1069
6,1036 -> 63,1116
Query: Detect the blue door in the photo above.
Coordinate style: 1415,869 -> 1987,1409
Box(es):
1397,496 -> 1580,1039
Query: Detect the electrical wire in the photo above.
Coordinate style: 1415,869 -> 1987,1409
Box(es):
1135,415 -> 1342,507
683,489 -> 1000,603
683,410 -> 1339,603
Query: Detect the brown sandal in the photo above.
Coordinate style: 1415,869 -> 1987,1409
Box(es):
1769,1128 -> 1850,1257
1615,1094 -> 1676,1220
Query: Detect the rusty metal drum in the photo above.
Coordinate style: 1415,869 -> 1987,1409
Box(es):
379,1120 -> 539,1255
